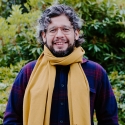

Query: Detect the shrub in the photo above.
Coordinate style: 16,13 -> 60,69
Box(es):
0,0 -> 125,71
0,0 -> 125,124
109,71 -> 125,125
71,0 -> 125,72
0,5 -> 42,67
0,60 -> 27,124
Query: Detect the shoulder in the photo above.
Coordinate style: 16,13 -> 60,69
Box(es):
16,60 -> 37,80
13,60 -> 37,89
22,60 -> 37,71
20,60 -> 37,75
82,58 -> 106,74
81,59 -> 108,87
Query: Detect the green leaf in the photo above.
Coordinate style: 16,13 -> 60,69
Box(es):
94,45 -> 100,52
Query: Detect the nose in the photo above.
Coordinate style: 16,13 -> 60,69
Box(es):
55,28 -> 64,38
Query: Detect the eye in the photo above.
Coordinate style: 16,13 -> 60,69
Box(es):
49,28 -> 57,33
63,27 -> 70,32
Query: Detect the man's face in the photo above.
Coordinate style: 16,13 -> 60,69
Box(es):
42,14 -> 80,57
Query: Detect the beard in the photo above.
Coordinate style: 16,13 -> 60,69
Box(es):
45,40 -> 75,57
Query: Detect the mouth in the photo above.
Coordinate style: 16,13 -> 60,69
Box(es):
54,41 -> 67,45
53,39 -> 68,47
53,39 -> 67,43
54,41 -> 68,49
51,38 -> 69,50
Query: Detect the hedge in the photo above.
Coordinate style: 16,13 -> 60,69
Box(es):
0,0 -> 125,124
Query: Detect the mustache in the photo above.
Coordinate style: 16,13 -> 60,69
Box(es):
53,38 -> 67,43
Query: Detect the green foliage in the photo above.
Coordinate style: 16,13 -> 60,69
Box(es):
58,0 -> 125,72
0,0 -> 125,124
69,0 -> 125,72
109,71 -> 125,125
0,0 -> 125,71
0,0 -> 11,18
0,0 -> 27,18
0,4 -> 43,67
0,60 -> 27,124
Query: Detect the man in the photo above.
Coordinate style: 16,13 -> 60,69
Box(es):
3,4 -> 119,125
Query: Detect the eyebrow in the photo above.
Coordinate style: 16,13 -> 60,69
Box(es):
48,25 -> 72,29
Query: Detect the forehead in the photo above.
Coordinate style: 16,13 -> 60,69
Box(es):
48,14 -> 71,28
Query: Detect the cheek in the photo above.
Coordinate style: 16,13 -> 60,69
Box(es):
46,36 -> 54,45
68,34 -> 75,43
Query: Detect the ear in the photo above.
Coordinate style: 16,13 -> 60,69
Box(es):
41,32 -> 46,43
74,30 -> 80,40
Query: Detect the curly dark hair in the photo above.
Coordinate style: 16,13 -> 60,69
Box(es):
36,4 -> 85,47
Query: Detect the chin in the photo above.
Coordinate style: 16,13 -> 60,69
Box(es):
54,48 -> 67,52
54,46 -> 68,51
46,43 -> 75,57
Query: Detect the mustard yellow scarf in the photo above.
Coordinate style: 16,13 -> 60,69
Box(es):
23,46 -> 90,125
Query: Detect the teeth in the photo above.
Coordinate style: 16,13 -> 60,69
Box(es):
56,42 -> 64,45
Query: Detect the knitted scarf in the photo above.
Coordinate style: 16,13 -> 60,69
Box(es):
23,46 -> 90,125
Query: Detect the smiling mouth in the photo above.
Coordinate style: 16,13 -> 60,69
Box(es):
55,42 -> 67,45
53,38 -> 68,45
